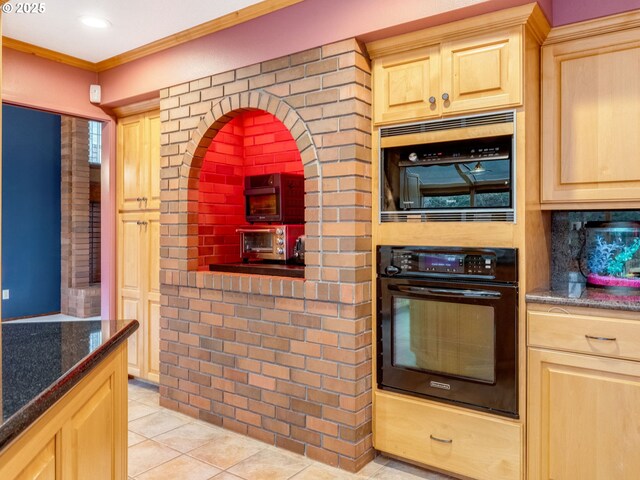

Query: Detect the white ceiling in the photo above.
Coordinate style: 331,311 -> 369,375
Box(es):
1,0 -> 267,63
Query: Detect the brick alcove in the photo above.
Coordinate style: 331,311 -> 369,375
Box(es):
198,109 -> 306,267
159,39 -> 374,471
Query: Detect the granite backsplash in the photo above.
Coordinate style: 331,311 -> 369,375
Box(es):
551,210 -> 640,291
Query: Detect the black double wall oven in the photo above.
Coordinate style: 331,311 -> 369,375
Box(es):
377,246 -> 519,418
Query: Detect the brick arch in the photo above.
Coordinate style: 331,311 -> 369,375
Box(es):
178,91 -> 322,271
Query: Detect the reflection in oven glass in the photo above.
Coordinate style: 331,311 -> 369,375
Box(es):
392,298 -> 496,383
248,194 -> 278,216
244,232 -> 273,252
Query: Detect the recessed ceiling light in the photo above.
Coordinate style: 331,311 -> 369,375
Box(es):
79,16 -> 111,29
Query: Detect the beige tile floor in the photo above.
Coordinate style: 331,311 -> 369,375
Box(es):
128,380 -> 454,480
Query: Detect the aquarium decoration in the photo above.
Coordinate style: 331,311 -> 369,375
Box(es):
586,222 -> 640,291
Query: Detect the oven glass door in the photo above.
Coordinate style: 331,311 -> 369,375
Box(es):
242,231 -> 274,253
393,296 -> 496,383
400,158 -> 511,210
247,194 -> 279,217
378,277 -> 518,417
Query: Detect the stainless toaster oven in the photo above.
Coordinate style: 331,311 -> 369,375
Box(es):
237,224 -> 304,262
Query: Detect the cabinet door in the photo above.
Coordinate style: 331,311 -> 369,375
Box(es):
144,212 -> 161,383
145,113 -> 161,211
117,213 -> 144,376
373,46 -> 440,125
541,29 -> 640,206
14,438 -> 56,480
117,115 -> 145,212
117,111 -> 160,211
440,27 -> 521,115
528,348 -> 640,479
67,379 -> 115,480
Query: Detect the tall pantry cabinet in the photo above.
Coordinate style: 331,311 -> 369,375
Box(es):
117,109 -> 161,383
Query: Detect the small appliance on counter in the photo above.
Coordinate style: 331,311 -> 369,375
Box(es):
244,173 -> 304,224
585,221 -> 640,291
293,234 -> 305,264
237,224 -> 304,263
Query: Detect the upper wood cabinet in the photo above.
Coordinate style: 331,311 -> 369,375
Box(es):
367,3 -> 545,127
541,14 -> 640,208
373,46 -> 440,124
440,28 -> 521,115
117,111 -> 160,212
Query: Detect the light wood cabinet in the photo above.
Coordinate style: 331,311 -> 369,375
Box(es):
541,16 -> 640,208
117,109 -> 160,383
117,111 -> 160,212
372,46 -> 440,125
0,345 -> 128,480
375,391 -> 522,480
371,27 -> 522,125
527,305 -> 640,479
118,211 -> 160,383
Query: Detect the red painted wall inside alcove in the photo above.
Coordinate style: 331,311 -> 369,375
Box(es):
198,110 -> 304,267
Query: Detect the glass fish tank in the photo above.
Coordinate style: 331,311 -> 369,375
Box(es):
585,221 -> 640,291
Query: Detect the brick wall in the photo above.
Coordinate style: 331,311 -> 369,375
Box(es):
60,117 -> 100,318
159,38 -> 373,472
198,111 -> 304,267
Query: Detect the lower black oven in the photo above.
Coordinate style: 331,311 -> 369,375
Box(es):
377,246 -> 518,418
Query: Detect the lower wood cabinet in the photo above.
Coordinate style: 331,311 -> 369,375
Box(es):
374,390 -> 522,480
0,345 -> 128,480
527,305 -> 640,479
118,211 -> 160,383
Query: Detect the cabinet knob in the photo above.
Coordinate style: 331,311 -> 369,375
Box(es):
442,92 -> 449,101
428,96 -> 436,104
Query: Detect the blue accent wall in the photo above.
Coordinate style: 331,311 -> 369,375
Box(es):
2,105 -> 61,319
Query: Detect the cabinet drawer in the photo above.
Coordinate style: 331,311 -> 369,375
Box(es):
528,309 -> 640,361
374,391 -> 521,480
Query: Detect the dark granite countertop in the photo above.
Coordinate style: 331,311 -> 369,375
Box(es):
0,319 -> 138,451
526,288 -> 640,312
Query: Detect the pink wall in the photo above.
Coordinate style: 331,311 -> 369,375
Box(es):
553,0 -> 640,26
98,0 -> 548,107
2,48 -> 110,121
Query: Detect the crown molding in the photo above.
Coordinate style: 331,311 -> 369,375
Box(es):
544,8 -> 640,45
2,37 -> 99,71
2,0 -> 303,73
366,3 -> 549,59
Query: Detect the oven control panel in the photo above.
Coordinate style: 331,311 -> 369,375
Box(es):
379,246 -> 517,282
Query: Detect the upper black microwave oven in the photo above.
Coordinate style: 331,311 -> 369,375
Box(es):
244,173 -> 304,224
380,111 -> 516,223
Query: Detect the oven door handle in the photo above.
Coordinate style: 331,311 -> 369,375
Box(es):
392,285 -> 502,299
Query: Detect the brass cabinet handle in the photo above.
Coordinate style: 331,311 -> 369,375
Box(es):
441,92 -> 449,101
430,434 -> 453,444
585,334 -> 617,342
